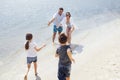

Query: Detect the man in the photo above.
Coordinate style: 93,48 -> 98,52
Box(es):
48,8 -> 65,45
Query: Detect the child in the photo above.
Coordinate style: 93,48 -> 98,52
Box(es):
55,33 -> 75,80
24,33 -> 46,80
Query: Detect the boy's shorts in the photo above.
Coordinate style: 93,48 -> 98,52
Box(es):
53,25 -> 63,33
27,56 -> 37,64
58,65 -> 71,80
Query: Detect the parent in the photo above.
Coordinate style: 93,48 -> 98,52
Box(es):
48,8 -> 65,45
61,12 -> 75,45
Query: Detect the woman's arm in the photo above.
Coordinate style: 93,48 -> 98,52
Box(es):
70,18 -> 76,33
67,48 -> 75,63
71,25 -> 75,33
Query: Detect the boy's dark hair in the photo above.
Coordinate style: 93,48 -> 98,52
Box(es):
59,7 -> 64,11
25,33 -> 33,50
59,33 -> 67,44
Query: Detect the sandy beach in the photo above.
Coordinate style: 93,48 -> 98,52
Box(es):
71,18 -> 120,80
0,0 -> 120,80
0,16 -> 120,80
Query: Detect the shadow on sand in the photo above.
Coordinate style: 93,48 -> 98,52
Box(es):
36,75 -> 41,80
70,44 -> 84,54
24,75 -> 41,80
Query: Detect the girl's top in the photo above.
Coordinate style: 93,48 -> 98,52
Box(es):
25,41 -> 37,57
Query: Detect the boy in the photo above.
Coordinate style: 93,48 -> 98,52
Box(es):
55,33 -> 75,80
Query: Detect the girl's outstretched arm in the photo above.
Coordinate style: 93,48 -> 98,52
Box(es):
34,44 -> 46,52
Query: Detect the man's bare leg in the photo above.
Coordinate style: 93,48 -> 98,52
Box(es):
52,32 -> 56,45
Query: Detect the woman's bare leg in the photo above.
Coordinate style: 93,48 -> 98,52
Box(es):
52,32 -> 56,45
68,32 -> 71,44
66,28 -> 71,44
66,28 -> 69,43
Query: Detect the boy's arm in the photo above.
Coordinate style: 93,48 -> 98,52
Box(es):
67,48 -> 75,63
55,53 -> 59,57
55,48 -> 59,58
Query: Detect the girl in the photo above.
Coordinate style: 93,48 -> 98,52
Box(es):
24,33 -> 46,80
61,12 -> 76,45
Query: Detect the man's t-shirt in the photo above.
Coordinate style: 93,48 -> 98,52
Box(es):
52,12 -> 65,27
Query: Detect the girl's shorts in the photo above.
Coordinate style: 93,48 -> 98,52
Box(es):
27,56 -> 37,64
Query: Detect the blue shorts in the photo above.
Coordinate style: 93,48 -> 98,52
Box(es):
27,56 -> 37,64
58,65 -> 71,80
53,25 -> 63,33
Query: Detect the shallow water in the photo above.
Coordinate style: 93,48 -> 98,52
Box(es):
0,0 -> 120,74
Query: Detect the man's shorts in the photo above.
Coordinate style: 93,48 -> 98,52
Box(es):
27,56 -> 37,64
53,25 -> 63,33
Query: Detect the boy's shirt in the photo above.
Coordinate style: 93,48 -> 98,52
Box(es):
56,45 -> 72,66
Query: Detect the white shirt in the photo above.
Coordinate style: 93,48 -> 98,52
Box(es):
25,41 -> 37,57
52,12 -> 65,27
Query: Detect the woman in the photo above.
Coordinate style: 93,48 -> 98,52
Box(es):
61,12 -> 75,45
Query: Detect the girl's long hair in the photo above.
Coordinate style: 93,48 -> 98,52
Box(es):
25,33 -> 33,50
